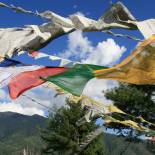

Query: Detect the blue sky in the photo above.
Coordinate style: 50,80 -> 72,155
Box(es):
0,0 -> 155,116
0,0 -> 154,60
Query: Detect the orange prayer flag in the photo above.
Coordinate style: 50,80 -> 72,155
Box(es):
94,35 -> 155,85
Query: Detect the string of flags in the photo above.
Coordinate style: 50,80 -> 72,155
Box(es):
44,35 -> 155,96
1,1 -> 155,141
0,1 -> 138,58
68,95 -> 155,139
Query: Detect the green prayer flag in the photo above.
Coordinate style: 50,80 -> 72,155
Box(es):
45,64 -> 107,96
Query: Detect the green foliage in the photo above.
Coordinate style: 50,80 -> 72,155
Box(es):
81,134 -> 107,155
0,112 -> 46,155
104,134 -> 154,155
105,83 -> 155,153
0,111 -> 154,155
41,100 -> 106,155
105,84 -> 155,120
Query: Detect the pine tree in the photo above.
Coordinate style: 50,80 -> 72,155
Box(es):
105,83 -> 155,153
41,98 -> 106,155
105,84 -> 155,120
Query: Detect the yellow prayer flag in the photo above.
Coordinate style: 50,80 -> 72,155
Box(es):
94,35 -> 155,85
104,116 -> 151,133
108,105 -> 125,114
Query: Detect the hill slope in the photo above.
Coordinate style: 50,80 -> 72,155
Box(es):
0,112 -> 153,155
0,112 -> 46,155
104,134 -> 154,155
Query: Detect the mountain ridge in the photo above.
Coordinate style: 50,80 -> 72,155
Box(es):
0,112 -> 154,155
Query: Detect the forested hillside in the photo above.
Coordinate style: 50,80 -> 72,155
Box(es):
0,112 -> 46,155
0,112 -> 153,155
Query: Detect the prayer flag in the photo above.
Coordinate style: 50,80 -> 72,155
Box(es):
94,35 -> 155,85
45,64 -> 107,96
0,58 -> 41,88
9,67 -> 68,99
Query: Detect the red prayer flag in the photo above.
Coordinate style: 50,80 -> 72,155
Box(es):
9,67 -> 68,99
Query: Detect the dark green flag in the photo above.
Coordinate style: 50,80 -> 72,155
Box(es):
45,64 -> 107,96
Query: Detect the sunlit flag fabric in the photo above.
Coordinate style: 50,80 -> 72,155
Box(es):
94,35 -> 155,85
0,58 -> 41,88
9,67 -> 68,99
45,64 -> 107,96
27,51 -> 77,67
7,52 -> 79,99
0,1 -> 137,59
44,34 -> 155,96
68,95 -> 155,135
0,66 -> 42,88
104,115 -> 155,134
136,19 -> 155,39
0,51 -> 77,99
68,95 -> 125,125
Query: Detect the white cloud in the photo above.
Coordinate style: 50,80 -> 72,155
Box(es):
0,102 -> 44,116
60,30 -> 126,66
83,38 -> 126,66
60,30 -> 92,61
83,79 -> 118,103
0,85 -> 67,116
59,30 -> 125,101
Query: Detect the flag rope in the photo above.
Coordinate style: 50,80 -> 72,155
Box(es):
0,1 -> 142,42
21,94 -> 53,112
